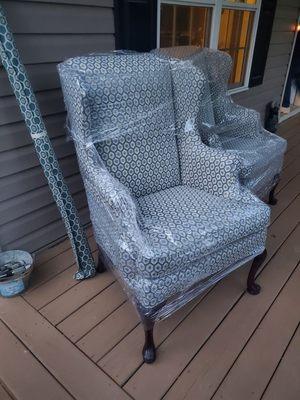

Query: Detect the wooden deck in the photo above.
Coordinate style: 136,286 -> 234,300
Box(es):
0,115 -> 300,400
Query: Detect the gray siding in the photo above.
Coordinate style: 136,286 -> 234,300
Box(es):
0,0 -> 114,252
233,0 -> 300,118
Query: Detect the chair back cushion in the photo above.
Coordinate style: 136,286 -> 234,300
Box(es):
154,46 -> 215,125
155,45 -> 200,59
59,53 -> 181,197
171,58 -> 215,137
188,48 -> 233,123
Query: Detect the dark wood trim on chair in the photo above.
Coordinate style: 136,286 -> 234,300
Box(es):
268,173 -> 280,206
97,245 -> 157,363
247,249 -> 267,295
96,245 -> 108,274
268,182 -> 279,205
97,243 -> 268,362
141,317 -> 156,364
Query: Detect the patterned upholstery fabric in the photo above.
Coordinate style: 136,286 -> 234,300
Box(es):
59,52 -> 270,319
170,58 -> 219,147
0,5 -> 96,280
136,186 -> 268,278
170,59 -> 244,200
59,53 -> 180,197
157,45 -> 200,59
154,47 -> 287,200
121,185 -> 268,311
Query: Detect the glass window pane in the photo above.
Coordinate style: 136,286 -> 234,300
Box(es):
226,0 -> 257,4
218,8 -> 254,87
160,4 -> 212,48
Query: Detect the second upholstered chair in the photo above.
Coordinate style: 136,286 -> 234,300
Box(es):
154,46 -> 287,204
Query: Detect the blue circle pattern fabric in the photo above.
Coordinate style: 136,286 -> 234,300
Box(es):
58,51 -> 271,319
0,5 -> 95,279
155,46 -> 287,200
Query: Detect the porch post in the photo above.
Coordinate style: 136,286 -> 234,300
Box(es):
0,5 -> 96,279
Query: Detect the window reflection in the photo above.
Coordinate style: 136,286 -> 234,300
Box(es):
226,0 -> 256,4
160,4 -> 212,48
218,8 -> 254,87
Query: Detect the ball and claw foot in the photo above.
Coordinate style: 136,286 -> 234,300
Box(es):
142,319 -> 156,364
247,249 -> 267,296
247,282 -> 261,295
96,248 -> 107,274
268,177 -> 279,206
143,342 -> 156,364
268,193 -> 277,206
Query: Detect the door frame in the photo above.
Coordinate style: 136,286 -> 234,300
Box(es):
279,14 -> 300,123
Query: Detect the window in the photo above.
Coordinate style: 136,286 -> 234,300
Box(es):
218,8 -> 254,87
157,0 -> 262,91
160,4 -> 212,47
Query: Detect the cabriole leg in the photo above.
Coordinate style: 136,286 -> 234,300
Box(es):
247,249 -> 267,295
268,174 -> 280,206
96,246 -> 107,274
268,184 -> 279,205
142,317 -> 156,364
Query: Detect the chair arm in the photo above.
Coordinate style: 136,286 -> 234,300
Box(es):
75,143 -> 149,263
180,137 -> 257,202
213,98 -> 262,140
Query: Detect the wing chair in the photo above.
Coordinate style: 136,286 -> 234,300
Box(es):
58,53 -> 270,363
154,46 -> 287,204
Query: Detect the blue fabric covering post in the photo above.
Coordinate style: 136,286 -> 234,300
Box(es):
0,5 -> 96,279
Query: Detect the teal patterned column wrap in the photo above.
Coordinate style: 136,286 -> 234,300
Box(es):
0,5 -> 96,279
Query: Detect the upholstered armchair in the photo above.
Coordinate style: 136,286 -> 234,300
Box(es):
58,53 -> 270,363
154,46 -> 287,204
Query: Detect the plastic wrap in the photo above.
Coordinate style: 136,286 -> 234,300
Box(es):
154,46 -> 287,200
58,52 -> 270,322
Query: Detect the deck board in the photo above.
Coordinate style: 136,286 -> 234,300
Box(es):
123,210 -> 300,399
77,300 -> 140,362
163,225 -> 300,400
24,248 -> 98,311
0,115 -> 299,400
262,323 -> 300,400
212,260 -> 300,400
0,383 -> 15,400
0,321 -> 72,400
276,158 -> 300,193
57,280 -> 127,342
40,270 -> 115,325
0,297 -> 130,400
269,175 -> 300,223
99,291 -> 210,385
123,268 -> 251,399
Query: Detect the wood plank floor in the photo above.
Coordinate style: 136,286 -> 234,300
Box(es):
0,115 -> 299,400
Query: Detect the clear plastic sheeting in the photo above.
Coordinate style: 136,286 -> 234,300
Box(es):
154,46 -> 287,200
58,52 -> 270,322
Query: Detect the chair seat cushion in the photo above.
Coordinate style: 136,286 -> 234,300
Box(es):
136,186 -> 269,277
119,185 -> 269,310
126,230 -> 266,311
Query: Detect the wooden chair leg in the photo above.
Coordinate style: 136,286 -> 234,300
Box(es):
96,246 -> 106,274
268,183 -> 279,205
142,317 -> 156,364
247,249 -> 267,295
268,174 -> 280,206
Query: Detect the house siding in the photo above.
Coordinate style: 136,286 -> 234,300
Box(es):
0,0 -> 114,252
233,0 -> 300,119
